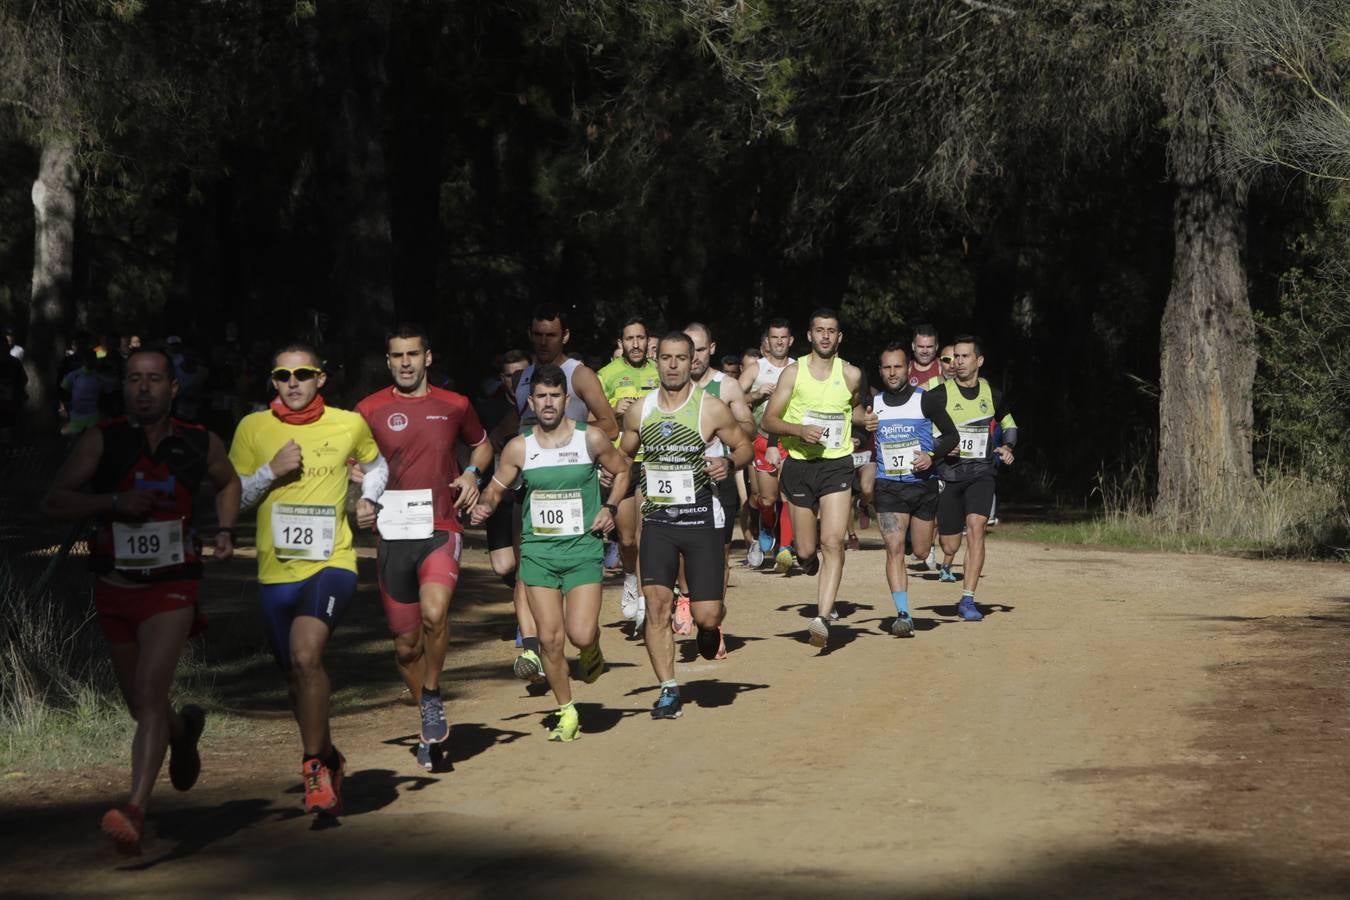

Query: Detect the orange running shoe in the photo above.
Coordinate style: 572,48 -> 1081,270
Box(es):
302,752 -> 345,815
101,804 -> 144,856
672,598 -> 694,636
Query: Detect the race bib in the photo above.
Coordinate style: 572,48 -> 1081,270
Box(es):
957,425 -> 990,460
852,450 -> 872,469
113,520 -> 184,570
880,439 -> 921,476
377,489 -> 434,541
646,463 -> 696,505
530,489 -> 585,536
803,410 -> 846,450
271,503 -> 335,560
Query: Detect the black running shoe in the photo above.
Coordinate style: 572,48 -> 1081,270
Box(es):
696,627 -> 720,660
169,705 -> 205,791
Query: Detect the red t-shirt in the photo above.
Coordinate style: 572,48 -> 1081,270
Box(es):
908,359 -> 941,388
357,386 -> 488,533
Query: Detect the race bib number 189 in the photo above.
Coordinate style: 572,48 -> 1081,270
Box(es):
113,520 -> 184,570
271,503 -> 335,560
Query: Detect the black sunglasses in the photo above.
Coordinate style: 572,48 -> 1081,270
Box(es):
271,367 -> 323,382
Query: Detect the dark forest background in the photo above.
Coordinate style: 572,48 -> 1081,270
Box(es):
1,0 -> 1346,541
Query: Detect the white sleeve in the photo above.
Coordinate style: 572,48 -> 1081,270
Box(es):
239,463 -> 276,511
359,454 -> 388,502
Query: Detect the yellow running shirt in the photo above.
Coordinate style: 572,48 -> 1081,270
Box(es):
229,407 -> 379,584
782,355 -> 854,461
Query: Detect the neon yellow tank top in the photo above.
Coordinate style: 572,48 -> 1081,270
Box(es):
783,355 -> 853,461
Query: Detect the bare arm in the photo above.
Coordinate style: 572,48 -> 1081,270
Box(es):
587,426 -> 630,534
206,432 -> 240,560
708,398 -> 754,473
761,365 -> 808,441
572,366 -> 619,441
468,436 -> 525,525
618,401 -> 643,460
42,429 -> 118,520
718,376 -> 756,438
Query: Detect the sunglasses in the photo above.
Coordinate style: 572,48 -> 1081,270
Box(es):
271,367 -> 323,382
940,356 -> 955,364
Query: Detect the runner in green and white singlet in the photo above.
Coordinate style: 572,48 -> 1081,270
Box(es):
621,332 -> 752,721
472,364 -> 631,742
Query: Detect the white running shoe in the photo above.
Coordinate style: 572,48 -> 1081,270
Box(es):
621,573 -> 641,620
633,601 -> 646,635
924,547 -> 937,570
745,543 -> 765,568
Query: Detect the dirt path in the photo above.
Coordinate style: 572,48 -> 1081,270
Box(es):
3,534 -> 1350,898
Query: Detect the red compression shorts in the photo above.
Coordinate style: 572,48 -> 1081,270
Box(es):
93,579 -> 205,644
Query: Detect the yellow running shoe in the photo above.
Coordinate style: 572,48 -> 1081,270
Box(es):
774,547 -> 795,573
578,643 -> 606,684
514,649 -> 545,683
549,704 -> 580,742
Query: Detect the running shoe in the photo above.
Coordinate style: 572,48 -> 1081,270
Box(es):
807,615 -> 830,648
924,547 -> 937,570
745,542 -> 765,568
651,686 -> 683,720
696,627 -> 720,660
549,705 -> 581,742
415,741 -> 434,771
632,601 -> 646,636
514,649 -> 545,683
846,533 -> 860,552
420,692 -> 449,744
603,540 -> 621,570
515,626 -> 523,649
938,564 -> 958,583
100,805 -> 144,856
799,552 -> 820,576
758,526 -> 775,553
957,596 -> 984,622
672,598 -> 694,636
621,573 -> 641,620
828,608 -> 840,621
774,547 -> 795,573
578,643 -> 606,684
169,704 -> 205,791
891,612 -> 916,637
714,626 -> 728,660
302,756 -> 342,815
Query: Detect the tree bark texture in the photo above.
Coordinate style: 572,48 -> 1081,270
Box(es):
1157,52 -> 1257,524
25,137 -> 80,432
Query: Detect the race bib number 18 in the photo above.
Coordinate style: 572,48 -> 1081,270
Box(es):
271,503 -> 335,560
957,426 -> 990,460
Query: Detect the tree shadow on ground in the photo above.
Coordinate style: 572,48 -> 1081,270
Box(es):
857,614 -> 945,635
775,623 -> 877,654
625,679 -> 768,709
774,600 -> 874,619
379,722 -> 529,774
122,797 -> 306,870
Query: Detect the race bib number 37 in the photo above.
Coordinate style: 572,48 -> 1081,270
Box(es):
271,503 -> 336,560
880,439 -> 920,476
113,520 -> 184,570
531,489 -> 585,536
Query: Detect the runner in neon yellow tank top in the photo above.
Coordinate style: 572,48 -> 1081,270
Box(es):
471,364 -> 631,742
763,308 -> 868,650
596,316 -> 659,628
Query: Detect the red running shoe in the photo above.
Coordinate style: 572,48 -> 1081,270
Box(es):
101,804 -> 144,856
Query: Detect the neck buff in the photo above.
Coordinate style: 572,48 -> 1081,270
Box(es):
270,393 -> 325,425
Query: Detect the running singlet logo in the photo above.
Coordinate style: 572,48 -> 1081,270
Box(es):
388,412 -> 409,432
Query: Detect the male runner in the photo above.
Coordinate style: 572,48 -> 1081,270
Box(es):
229,343 -> 388,816
908,324 -> 943,388
686,322 -> 756,652
356,324 -> 492,771
470,365 -> 631,740
508,307 -> 618,680
596,317 -> 660,626
45,347 -> 240,854
737,319 -> 795,569
481,350 -> 529,585
938,345 -> 957,382
762,308 -> 866,649
622,332 -> 752,718
926,335 -> 1017,620
860,344 -> 958,636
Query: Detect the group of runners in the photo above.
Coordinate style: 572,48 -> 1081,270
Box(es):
44,307 -> 1016,855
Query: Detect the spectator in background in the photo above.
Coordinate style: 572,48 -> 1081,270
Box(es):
60,348 -> 113,435
5,325 -> 23,361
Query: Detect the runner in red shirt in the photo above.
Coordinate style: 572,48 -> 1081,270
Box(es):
356,324 -> 492,771
908,324 -> 942,388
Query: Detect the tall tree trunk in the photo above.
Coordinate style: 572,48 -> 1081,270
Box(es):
319,0 -> 394,372
24,137 -> 80,433
1156,52 -> 1256,524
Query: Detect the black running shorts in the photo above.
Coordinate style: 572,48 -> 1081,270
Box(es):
875,479 -> 939,520
780,456 -> 854,509
937,473 -> 997,535
640,523 -> 725,601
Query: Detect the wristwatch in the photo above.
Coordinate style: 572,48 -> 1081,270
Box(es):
603,502 -> 619,516
464,464 -> 481,484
